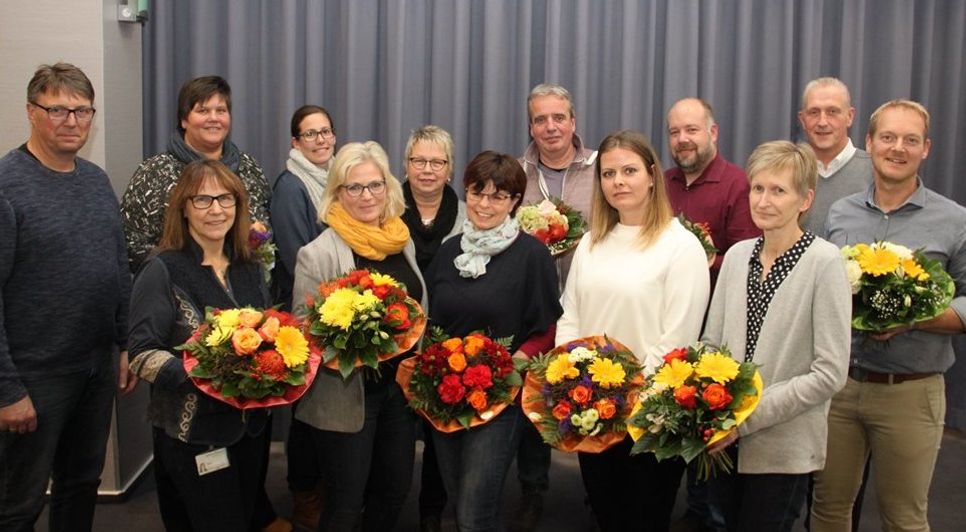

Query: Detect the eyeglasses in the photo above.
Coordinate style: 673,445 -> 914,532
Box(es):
409,157 -> 448,171
298,128 -> 336,141
466,189 -> 514,204
30,101 -> 96,123
341,181 -> 386,197
189,194 -> 237,209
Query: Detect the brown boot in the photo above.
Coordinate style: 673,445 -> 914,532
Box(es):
262,516 -> 293,532
291,486 -> 324,531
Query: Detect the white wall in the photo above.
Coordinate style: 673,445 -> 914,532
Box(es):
0,0 -> 142,196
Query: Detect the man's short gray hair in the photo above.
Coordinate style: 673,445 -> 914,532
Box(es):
800,77 -> 851,110
527,83 -> 575,121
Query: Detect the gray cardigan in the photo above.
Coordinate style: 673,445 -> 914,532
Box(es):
702,236 -> 851,474
292,228 -> 429,433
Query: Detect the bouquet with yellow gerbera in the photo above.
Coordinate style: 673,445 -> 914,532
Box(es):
396,329 -> 522,432
841,241 -> 955,331
628,343 -> 762,480
178,307 -> 322,409
522,336 -> 644,453
304,269 -> 426,379
515,198 -> 586,255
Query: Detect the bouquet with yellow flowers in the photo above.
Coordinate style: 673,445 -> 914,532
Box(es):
515,198 -> 586,255
304,269 -> 426,379
628,343 -> 761,480
179,307 -> 321,409
841,241 -> 954,331
522,336 -> 644,453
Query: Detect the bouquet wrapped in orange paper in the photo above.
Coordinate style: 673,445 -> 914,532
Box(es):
304,269 -> 426,379
179,307 -> 322,409
628,343 -> 762,479
397,329 -> 523,432
522,336 -> 644,453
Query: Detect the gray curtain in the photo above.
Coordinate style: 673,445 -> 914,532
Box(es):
143,0 -> 966,428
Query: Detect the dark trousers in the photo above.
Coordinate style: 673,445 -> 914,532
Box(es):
153,425 -> 269,532
578,436 -> 685,532
0,354 -> 116,532
709,447 -> 810,532
313,380 -> 415,532
516,421 -> 551,494
287,409 -> 321,492
418,419 -> 448,519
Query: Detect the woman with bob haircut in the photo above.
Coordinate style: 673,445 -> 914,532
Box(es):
424,150 -> 562,531
556,129 -> 710,532
127,159 -> 275,531
292,141 -> 428,532
703,141 -> 850,532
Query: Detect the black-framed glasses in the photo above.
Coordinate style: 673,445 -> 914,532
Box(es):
189,194 -> 237,209
466,189 -> 514,204
30,101 -> 96,123
341,181 -> 386,197
298,128 -> 336,141
409,157 -> 448,171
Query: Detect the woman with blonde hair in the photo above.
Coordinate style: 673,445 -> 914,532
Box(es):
556,130 -> 710,531
292,141 -> 427,531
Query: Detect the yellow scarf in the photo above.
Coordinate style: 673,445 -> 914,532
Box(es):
325,202 -> 410,260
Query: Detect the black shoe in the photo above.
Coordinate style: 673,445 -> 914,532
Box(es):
420,514 -> 442,532
514,492 -> 544,531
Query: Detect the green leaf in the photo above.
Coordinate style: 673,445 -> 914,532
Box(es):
338,354 -> 355,379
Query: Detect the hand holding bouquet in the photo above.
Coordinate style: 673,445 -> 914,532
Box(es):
179,307 -> 321,409
396,329 -> 522,432
841,241 -> 955,331
515,198 -> 586,255
628,343 -> 761,480
304,269 -> 426,379
248,221 -> 277,285
522,336 -> 644,453
677,214 -> 717,265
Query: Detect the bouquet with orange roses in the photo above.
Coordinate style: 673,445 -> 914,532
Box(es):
178,307 -> 322,409
628,343 -> 762,480
396,329 -> 523,432
248,221 -> 277,284
304,269 -> 426,379
677,214 -> 717,265
515,198 -> 587,255
522,336 -> 644,453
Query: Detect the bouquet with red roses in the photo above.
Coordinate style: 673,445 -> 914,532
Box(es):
515,198 -> 587,255
627,343 -> 762,479
303,269 -> 426,379
178,307 -> 322,409
396,329 -> 523,432
522,336 -> 644,453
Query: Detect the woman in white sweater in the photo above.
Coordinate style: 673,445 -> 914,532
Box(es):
557,130 -> 710,532
703,141 -> 851,532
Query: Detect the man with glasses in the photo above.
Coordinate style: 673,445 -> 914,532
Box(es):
0,63 -> 134,531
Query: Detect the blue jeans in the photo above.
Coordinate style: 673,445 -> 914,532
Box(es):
313,378 -> 415,532
432,405 -> 525,532
0,353 -> 116,532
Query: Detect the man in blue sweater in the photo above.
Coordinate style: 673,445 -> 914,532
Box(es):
0,63 -> 134,532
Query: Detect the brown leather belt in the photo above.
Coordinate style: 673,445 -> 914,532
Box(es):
848,367 -> 938,385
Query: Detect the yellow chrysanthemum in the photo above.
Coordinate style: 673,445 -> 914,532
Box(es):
901,258 -> 930,281
369,272 -> 399,287
588,358 -> 626,389
274,326 -> 310,368
545,354 -> 580,384
205,326 -> 233,347
857,246 -> 900,277
694,352 -> 740,384
319,288 -> 360,330
353,289 -> 380,312
652,359 -> 694,389
214,308 -> 241,329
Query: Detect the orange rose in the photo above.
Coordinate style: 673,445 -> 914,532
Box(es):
463,335 -> 486,357
258,316 -> 280,342
552,400 -> 572,420
568,384 -> 593,405
467,388 -> 488,412
447,352 -> 467,373
673,384 -> 698,409
231,327 -> 263,355
702,383 -> 733,411
594,399 -> 617,420
238,308 -> 264,328
442,338 -> 464,354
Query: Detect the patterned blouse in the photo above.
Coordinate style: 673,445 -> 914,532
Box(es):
745,231 -> 816,361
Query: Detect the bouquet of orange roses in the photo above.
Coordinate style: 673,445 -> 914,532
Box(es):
522,336 -> 644,453
515,198 -> 587,255
304,269 -> 426,378
178,307 -> 322,409
677,214 -> 717,264
248,221 -> 277,284
396,329 -> 523,432
628,343 -> 762,480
